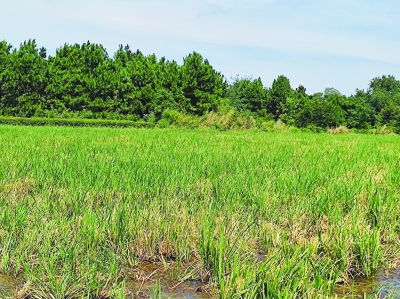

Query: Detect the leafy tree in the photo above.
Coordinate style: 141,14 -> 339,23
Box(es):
369,75 -> 400,95
181,52 -> 226,115
155,58 -> 184,116
46,42 -> 111,115
0,41 -> 12,114
0,38 -> 399,131
225,76 -> 268,115
367,75 -> 400,114
280,86 -> 309,126
324,87 -> 341,96
295,93 -> 344,129
268,75 -> 292,118
378,104 -> 400,130
1,40 -> 48,116
341,90 -> 375,129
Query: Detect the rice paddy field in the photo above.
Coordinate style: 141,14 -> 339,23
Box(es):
0,125 -> 400,299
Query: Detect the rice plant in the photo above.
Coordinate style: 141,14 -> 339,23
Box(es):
0,125 -> 399,298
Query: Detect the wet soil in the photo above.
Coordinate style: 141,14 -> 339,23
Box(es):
4,263 -> 397,298
334,267 -> 400,298
124,260 -> 213,299
0,273 -> 23,297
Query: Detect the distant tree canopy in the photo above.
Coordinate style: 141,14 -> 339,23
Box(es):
0,39 -> 400,131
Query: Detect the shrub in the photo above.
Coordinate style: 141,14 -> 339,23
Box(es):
329,126 -> 349,134
157,118 -> 170,128
273,120 -> 287,132
0,116 -> 154,128
161,109 -> 183,125
288,126 -> 302,133
374,125 -> 395,135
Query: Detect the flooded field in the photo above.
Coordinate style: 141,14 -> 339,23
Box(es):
1,126 -> 400,298
124,259 -> 213,299
335,267 -> 400,298
2,267 -> 400,298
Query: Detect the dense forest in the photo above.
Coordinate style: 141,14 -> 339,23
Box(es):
1,39 -> 400,131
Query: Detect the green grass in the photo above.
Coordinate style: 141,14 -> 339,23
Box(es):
0,126 -> 400,298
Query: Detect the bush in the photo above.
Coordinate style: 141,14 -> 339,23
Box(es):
201,110 -> 256,130
273,120 -> 287,132
328,126 -> 349,134
258,121 -> 274,132
160,109 -> 202,129
288,126 -> 302,133
157,118 -> 170,128
303,124 -> 324,133
373,125 -> 395,135
161,109 -> 183,125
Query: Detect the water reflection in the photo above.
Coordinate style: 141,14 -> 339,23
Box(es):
334,268 -> 400,298
4,266 -> 397,298
125,279 -> 212,299
125,261 -> 213,299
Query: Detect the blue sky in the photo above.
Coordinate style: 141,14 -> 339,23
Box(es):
1,0 -> 399,95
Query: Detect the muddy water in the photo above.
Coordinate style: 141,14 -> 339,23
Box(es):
334,268 -> 400,298
1,266 -> 211,299
125,261 -> 213,299
125,279 -> 212,299
0,273 -> 22,297
4,265 -> 397,298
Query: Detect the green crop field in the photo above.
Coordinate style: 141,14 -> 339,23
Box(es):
0,126 -> 400,298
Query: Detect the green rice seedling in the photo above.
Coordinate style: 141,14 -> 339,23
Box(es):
150,279 -> 162,299
353,230 -> 382,278
0,126 -> 400,298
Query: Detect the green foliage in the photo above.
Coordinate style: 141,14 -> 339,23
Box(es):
226,76 -> 268,115
281,91 -> 345,129
268,75 -> 292,117
181,52 -> 226,115
366,75 -> 400,117
377,104 -> 400,132
0,116 -> 153,128
280,88 -> 309,126
0,39 -> 400,132
159,109 -> 202,128
0,40 -> 48,116
341,90 -> 375,129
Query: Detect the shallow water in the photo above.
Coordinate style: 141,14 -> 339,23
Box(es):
125,279 -> 212,299
0,265 -> 211,299
3,266 -> 397,298
334,268 -> 400,298
125,260 -> 213,299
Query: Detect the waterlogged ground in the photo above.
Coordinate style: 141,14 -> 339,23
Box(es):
1,126 -> 400,298
335,267 -> 400,298
124,260 -> 212,299
1,266 -> 400,298
2,260 -> 400,299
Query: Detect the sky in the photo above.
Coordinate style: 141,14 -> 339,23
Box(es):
1,0 -> 399,95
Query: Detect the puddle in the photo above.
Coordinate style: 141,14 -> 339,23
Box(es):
0,273 -> 22,297
125,279 -> 212,299
334,268 -> 400,298
3,263 -> 399,298
125,260 -> 213,299
1,260 -> 211,299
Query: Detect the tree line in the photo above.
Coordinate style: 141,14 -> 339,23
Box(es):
1,39 -> 399,131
